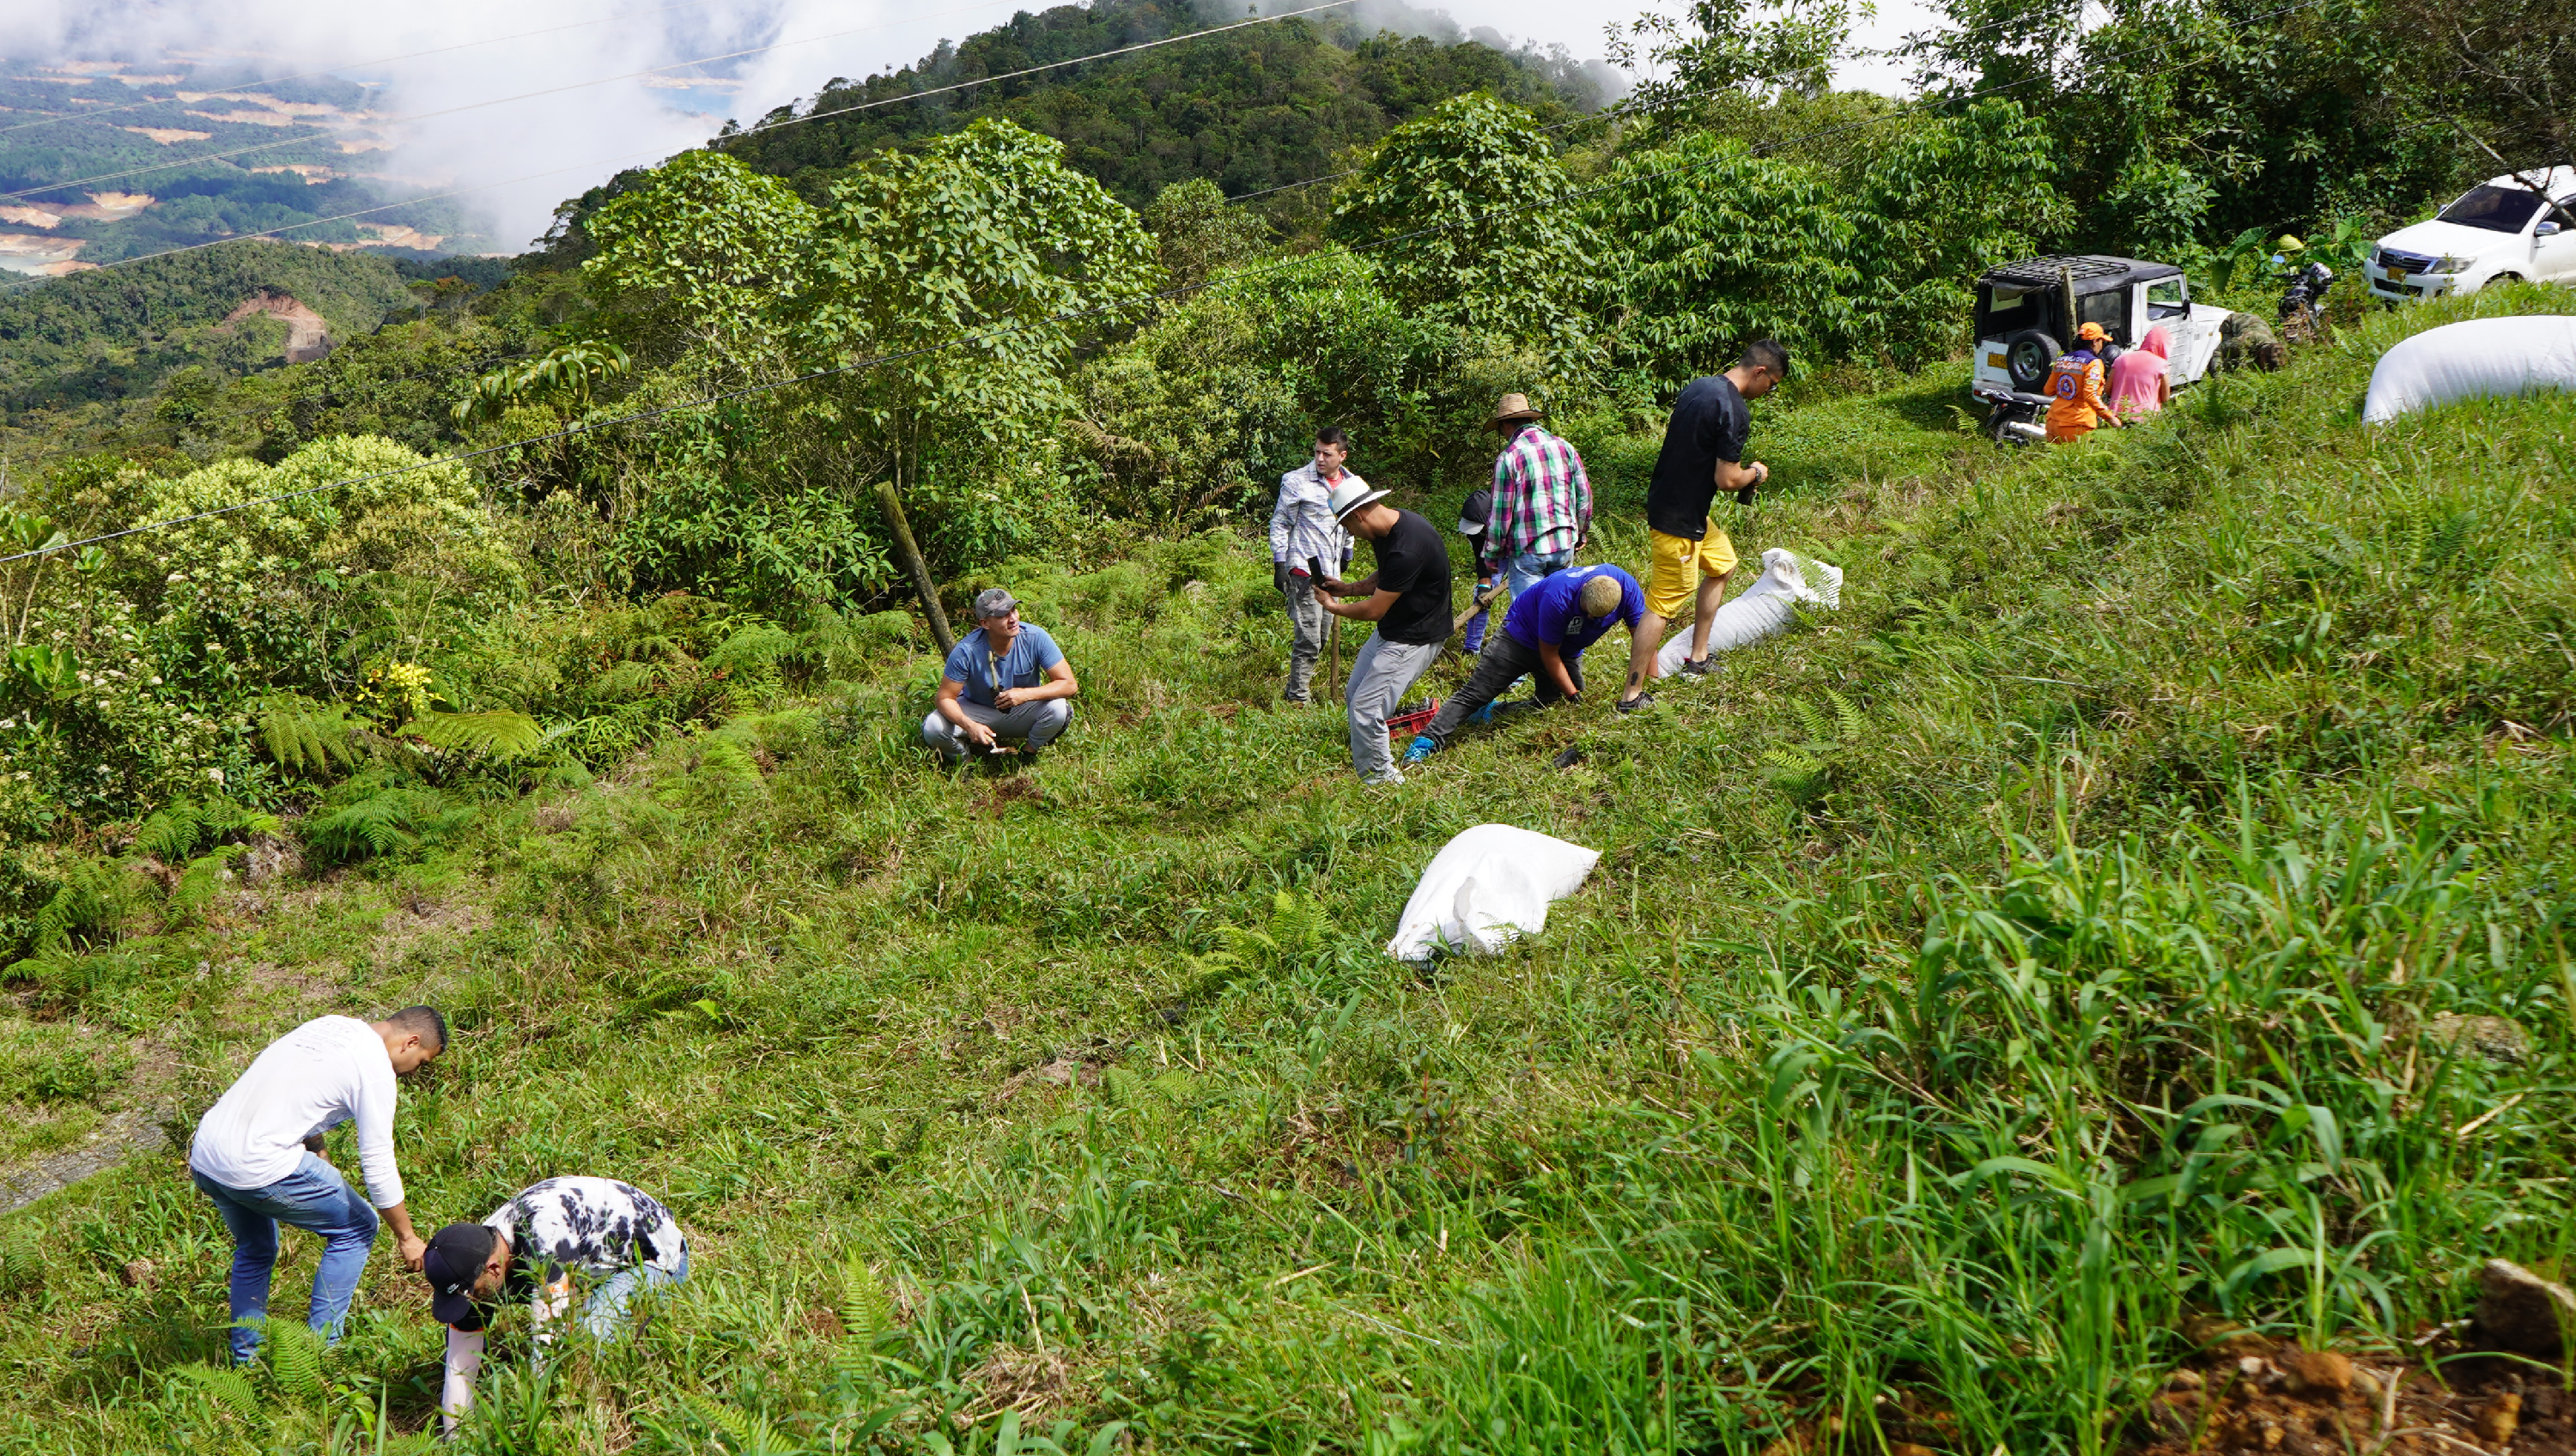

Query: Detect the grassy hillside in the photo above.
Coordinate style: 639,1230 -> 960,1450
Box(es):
0,241 -> 421,412
0,288 -> 2568,1453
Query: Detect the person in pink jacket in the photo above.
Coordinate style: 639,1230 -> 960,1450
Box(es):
2107,325 -> 2173,416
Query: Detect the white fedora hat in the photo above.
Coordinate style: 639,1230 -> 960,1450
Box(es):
1327,478 -> 1390,520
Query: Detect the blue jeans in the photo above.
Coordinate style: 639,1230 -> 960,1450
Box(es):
1504,549 -> 1574,599
193,1154 -> 380,1364
579,1248 -> 690,1341
1461,578 -> 1497,655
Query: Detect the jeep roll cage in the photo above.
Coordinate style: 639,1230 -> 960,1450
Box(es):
1975,255 -> 2185,348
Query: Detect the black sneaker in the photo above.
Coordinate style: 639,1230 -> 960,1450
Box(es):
1675,656 -> 1717,677
1614,694 -> 1654,714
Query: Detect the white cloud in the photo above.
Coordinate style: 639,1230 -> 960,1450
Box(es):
0,0 -> 1695,252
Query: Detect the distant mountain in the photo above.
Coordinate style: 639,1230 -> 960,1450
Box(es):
0,62 -> 493,275
0,240 -> 420,411
530,0 -> 1601,265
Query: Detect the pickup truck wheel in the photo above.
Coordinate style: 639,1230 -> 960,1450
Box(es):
2486,272 -> 2523,290
2002,329 -> 2062,392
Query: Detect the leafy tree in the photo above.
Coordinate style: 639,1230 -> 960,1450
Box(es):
581,150 -> 818,367
793,118 -> 1163,553
1326,94 -> 1601,368
1906,0 -> 2448,246
1606,0 -> 1864,115
1842,101 -> 2068,359
1141,179 -> 1272,294
1585,132 -> 1856,390
662,0 -> 1600,247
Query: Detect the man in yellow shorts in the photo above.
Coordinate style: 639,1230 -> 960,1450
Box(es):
1619,340 -> 1788,710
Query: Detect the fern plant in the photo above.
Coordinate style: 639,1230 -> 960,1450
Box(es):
401,708 -> 545,760
1761,689 -> 1865,804
131,797 -> 281,864
258,697 -> 371,780
301,781 -> 471,866
829,1254 -> 895,1388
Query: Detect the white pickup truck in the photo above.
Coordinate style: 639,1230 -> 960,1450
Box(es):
1969,255 -> 2231,444
2368,167 -> 2576,300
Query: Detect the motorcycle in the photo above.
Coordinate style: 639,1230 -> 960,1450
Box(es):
2278,260 -> 2336,343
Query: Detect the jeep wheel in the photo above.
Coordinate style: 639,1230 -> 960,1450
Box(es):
2002,329 -> 2062,392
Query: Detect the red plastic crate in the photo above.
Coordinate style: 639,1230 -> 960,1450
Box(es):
1385,699 -> 1440,740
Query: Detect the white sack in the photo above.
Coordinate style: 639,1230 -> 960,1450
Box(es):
1386,824 -> 1600,963
2363,315 -> 2576,424
1655,547 -> 1844,674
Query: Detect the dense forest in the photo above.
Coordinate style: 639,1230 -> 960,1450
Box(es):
526,0 -> 1604,268
2,0 -> 2574,1448
0,66 -> 488,264
0,244 -> 425,413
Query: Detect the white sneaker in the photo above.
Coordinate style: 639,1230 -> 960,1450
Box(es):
1362,767 -> 1406,786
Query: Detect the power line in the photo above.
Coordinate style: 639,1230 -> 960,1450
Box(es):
0,0 -> 2332,567
0,0 -> 744,138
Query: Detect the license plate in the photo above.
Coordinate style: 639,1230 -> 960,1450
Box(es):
1985,351 -> 2008,368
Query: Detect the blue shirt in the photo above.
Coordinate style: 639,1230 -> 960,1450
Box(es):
941,623 -> 1066,707
1502,564 -> 1643,657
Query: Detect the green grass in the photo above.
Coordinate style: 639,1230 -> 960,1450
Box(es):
4,287 -> 2576,1454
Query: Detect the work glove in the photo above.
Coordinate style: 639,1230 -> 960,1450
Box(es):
1273,561 -> 1289,593
1400,735 -> 1437,765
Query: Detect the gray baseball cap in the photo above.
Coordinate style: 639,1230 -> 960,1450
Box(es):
972,587 -> 1019,620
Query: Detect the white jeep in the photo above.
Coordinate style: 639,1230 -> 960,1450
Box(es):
1970,255 -> 2231,444
2368,167 -> 2576,300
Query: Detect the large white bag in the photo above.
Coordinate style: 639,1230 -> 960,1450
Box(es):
1387,824 -> 1600,962
1655,548 -> 1844,674
2363,315 -> 2576,424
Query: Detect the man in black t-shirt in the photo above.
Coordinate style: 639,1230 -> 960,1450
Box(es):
1315,477 -> 1454,784
1619,340 -> 1789,709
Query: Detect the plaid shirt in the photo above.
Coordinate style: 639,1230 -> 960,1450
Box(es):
1491,425 -> 1590,556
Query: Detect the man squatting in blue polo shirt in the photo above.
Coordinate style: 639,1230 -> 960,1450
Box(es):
1400,563 -> 1647,763
921,586 -> 1081,761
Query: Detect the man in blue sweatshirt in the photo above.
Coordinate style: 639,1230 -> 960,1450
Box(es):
1401,563 -> 1645,761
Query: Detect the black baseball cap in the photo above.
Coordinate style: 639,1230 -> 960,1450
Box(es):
422,1222 -> 501,1327
1456,488 -> 1492,537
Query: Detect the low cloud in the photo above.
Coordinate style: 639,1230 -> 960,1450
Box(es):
1,0 -> 1631,253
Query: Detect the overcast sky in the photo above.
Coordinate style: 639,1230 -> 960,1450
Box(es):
2,0 -> 1942,252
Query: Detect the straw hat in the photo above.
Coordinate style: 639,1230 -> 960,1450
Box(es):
1489,393 -> 1543,427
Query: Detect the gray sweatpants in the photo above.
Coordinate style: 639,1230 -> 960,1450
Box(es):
1281,574 -> 1328,701
921,699 -> 1072,760
1345,634 -> 1441,781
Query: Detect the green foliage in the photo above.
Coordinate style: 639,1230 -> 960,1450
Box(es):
168,1362 -> 261,1425
0,242 -> 419,410
582,151 -> 818,358
258,697 -> 370,779
1327,94 -> 1600,363
131,796 -> 278,864
684,1 -> 1598,238
450,341 -> 632,425
1141,179 -> 1272,293
301,779 -> 468,865
401,709 -> 546,761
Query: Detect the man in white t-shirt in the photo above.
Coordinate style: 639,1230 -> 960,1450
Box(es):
187,1008 -> 446,1363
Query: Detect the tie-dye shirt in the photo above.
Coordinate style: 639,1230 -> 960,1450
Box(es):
451,1176 -> 686,1332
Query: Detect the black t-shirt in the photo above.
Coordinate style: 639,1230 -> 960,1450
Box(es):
1368,508 -> 1455,645
1643,375 -> 1752,540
